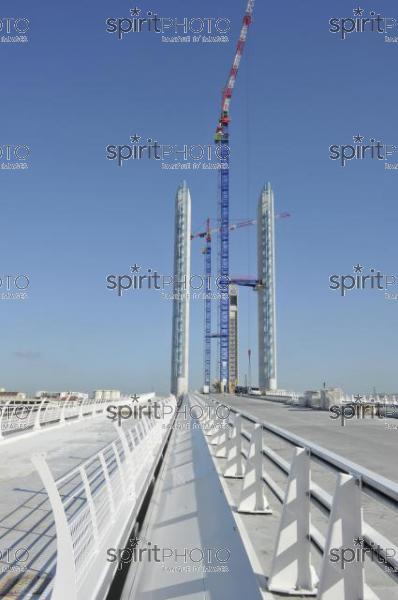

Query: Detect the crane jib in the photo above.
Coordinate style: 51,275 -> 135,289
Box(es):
217,0 -> 256,124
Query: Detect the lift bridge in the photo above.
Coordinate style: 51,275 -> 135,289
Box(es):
169,0 -> 278,395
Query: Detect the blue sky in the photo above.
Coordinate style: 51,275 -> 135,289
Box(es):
1,0 -> 398,395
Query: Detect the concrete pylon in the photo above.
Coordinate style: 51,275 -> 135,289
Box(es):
238,424 -> 272,514
317,474 -> 371,600
224,414 -> 244,478
170,181 -> 191,398
258,183 -> 277,393
267,447 -> 317,595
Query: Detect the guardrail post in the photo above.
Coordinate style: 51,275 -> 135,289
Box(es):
98,451 -> 116,518
268,447 -> 317,595
31,453 -> 77,600
215,425 -> 229,458
224,414 -> 243,478
238,424 -> 272,514
113,424 -> 136,499
80,466 -> 100,550
143,416 -> 151,437
70,400 -> 78,420
147,420 -> 159,456
127,428 -> 137,449
0,401 -> 11,439
317,474 -> 366,600
112,441 -> 127,494
208,416 -> 222,443
79,399 -> 87,421
59,401 -> 67,425
33,400 -> 46,431
7,405 -> 18,434
138,420 -> 146,439
143,415 -> 151,433
208,403 -> 223,443
201,403 -> 212,435
41,400 -> 51,426
209,402 -> 230,446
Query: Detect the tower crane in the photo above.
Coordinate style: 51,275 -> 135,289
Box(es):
214,0 -> 256,392
191,212 -> 290,391
190,218 -> 257,241
192,218 -> 256,391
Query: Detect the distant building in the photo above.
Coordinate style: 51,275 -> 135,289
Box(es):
0,391 -> 27,403
35,391 -> 89,402
35,391 -> 62,400
93,390 -> 121,402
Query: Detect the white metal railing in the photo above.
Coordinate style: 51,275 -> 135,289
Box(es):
31,395 -> 176,600
0,393 -> 155,443
258,391 -> 398,411
197,395 -> 398,600
342,393 -> 398,405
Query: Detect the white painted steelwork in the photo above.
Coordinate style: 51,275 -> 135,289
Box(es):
31,396 -> 176,600
199,394 -> 397,599
0,393 -> 154,444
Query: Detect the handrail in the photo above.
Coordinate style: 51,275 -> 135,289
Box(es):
196,393 -> 398,599
31,395 -> 177,600
223,401 -> 398,506
0,393 -> 155,444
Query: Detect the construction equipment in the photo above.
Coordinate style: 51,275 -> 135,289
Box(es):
192,211 -> 290,391
193,218 -> 256,391
203,219 -> 212,392
191,219 -> 256,240
214,0 -> 256,391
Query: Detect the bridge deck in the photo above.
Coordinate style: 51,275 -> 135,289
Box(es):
201,393 -> 397,600
215,393 -> 398,482
121,396 -> 263,600
1,393 -> 396,599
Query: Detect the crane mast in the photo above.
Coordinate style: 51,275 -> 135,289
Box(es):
194,218 -> 257,392
214,0 -> 256,392
192,210 -> 289,392
203,219 -> 212,391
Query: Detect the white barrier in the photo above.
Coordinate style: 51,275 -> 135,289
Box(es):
237,424 -> 272,514
31,395 -> 176,600
0,393 -> 155,444
200,396 -> 393,599
268,447 -> 317,595
317,474 -> 373,600
223,414 -> 244,478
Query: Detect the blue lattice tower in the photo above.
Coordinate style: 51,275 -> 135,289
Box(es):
203,219 -> 212,389
214,0 -> 255,392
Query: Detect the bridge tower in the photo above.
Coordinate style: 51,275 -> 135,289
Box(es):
258,183 -> 277,392
171,182 -> 191,397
